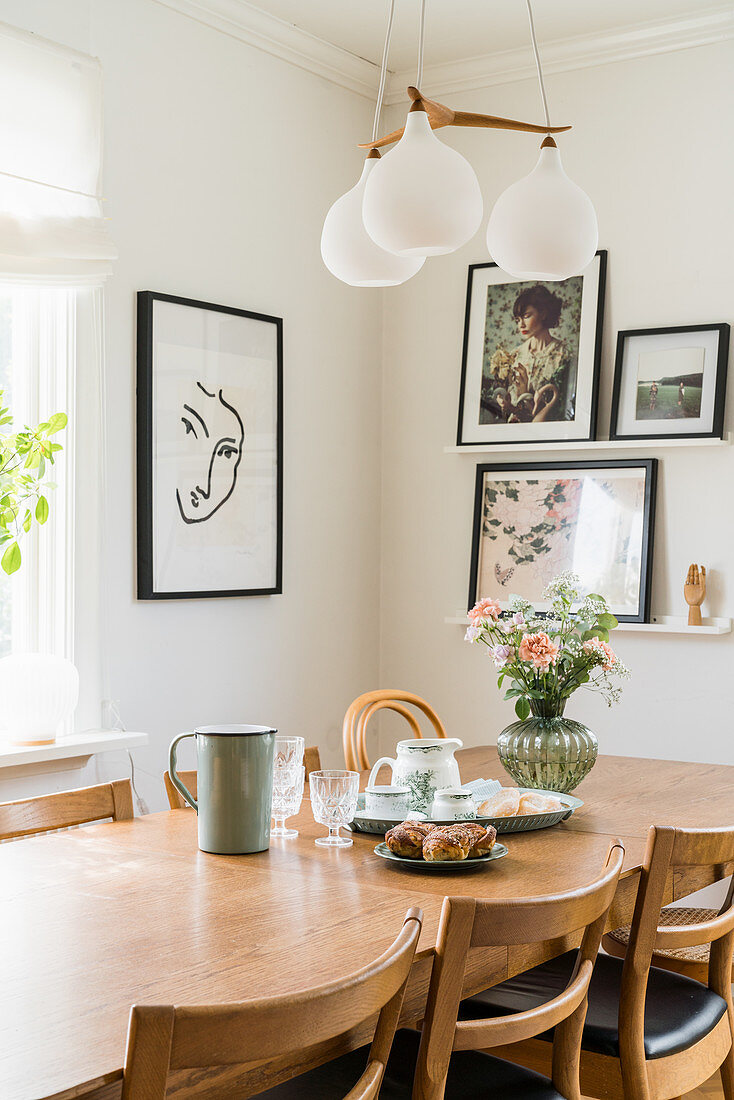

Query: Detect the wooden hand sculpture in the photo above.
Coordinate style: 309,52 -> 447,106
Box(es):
684,563 -> 707,626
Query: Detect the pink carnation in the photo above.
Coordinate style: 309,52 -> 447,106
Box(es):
583,637 -> 617,671
519,631 -> 559,672
469,597 -> 501,626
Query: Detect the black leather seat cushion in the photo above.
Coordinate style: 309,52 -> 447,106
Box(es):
256,1027 -> 565,1099
461,949 -> 727,1060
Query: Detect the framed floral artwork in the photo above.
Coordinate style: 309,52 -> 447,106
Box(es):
610,323 -> 729,440
467,459 -> 657,622
137,292 -> 283,599
456,252 -> 606,445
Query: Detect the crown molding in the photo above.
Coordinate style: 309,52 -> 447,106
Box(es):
154,1 -> 734,106
385,8 -> 734,103
153,0 -> 379,99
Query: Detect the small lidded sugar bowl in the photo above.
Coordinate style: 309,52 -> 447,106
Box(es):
430,787 -> 477,821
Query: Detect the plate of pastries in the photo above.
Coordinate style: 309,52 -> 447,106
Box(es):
375,820 -> 509,869
475,787 -> 583,833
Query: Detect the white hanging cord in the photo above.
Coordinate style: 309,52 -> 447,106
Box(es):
371,0 -> 397,143
416,0 -> 427,89
525,0 -> 551,132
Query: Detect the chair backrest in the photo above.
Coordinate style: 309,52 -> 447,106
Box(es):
122,907 -> 422,1100
0,779 -> 134,840
413,841 -> 625,1100
619,825 -> 734,1083
343,689 -> 447,771
164,747 -> 323,810
164,769 -> 196,810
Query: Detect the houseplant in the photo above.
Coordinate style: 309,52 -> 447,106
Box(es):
0,387 -> 66,575
465,571 -> 630,792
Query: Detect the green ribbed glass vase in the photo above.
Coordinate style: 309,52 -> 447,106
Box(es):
496,702 -> 597,794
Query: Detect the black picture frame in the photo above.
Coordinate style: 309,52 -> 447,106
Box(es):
609,323 -> 730,441
468,458 -> 657,623
137,291 -> 283,600
456,251 -> 607,446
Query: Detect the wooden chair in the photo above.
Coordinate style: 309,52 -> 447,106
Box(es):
602,880 -> 734,984
342,689 -> 447,771
463,825 -> 734,1100
163,746 -> 322,810
0,779 -> 134,840
121,907 -> 423,1099
245,842 -> 623,1099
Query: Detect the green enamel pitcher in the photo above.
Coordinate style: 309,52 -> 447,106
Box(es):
169,724 -> 277,854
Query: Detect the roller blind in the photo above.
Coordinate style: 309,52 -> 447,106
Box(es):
0,22 -> 116,279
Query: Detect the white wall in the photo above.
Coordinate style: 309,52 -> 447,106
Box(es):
379,40 -> 734,766
1,6 -> 732,807
0,0 -> 383,807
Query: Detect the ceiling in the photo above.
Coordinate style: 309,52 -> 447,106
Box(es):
242,0 -> 730,72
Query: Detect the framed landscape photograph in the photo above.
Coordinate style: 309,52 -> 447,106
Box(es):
456,251 -> 606,446
610,323 -> 729,440
468,459 -> 657,622
137,292 -> 283,599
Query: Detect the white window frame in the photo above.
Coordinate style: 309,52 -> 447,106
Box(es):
9,285 -> 76,660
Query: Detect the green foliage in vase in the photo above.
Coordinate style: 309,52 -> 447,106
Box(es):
0,388 -> 67,575
466,571 -> 630,720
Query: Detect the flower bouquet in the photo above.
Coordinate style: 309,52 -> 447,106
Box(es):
465,572 -> 630,792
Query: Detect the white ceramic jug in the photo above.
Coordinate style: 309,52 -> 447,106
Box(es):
368,738 -> 463,812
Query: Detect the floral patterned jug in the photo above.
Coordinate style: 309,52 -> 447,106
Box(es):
368,738 -> 463,813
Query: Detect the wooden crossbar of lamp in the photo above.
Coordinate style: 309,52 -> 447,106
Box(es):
359,86 -> 571,154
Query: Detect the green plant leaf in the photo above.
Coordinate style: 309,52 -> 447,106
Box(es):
1,540 -> 21,574
35,495 -> 49,524
598,612 -> 618,630
515,697 -> 531,721
46,412 -> 68,435
22,509 -> 32,533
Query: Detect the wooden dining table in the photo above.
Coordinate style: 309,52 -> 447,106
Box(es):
4,746 -> 734,1100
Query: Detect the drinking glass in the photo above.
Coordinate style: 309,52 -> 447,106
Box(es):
271,764 -> 305,839
273,736 -> 305,769
310,770 -> 359,848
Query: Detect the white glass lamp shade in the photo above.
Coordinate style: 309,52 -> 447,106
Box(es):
362,109 -> 483,257
320,159 -> 424,287
0,653 -> 79,745
486,142 -> 598,280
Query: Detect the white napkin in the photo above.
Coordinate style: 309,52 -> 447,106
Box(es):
463,777 -> 503,802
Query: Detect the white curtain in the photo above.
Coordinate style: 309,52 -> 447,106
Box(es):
0,22 -> 116,278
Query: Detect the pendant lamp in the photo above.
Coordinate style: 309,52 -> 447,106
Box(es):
486,136 -> 598,280
362,0 -> 482,257
486,1 -> 598,279
362,104 -> 483,257
324,0 -> 598,286
320,0 -> 424,287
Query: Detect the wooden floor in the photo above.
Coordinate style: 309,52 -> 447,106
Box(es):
587,1078 -> 724,1099
688,1076 -> 724,1098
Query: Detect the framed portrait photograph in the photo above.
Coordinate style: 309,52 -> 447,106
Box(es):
468,459 -> 657,622
610,323 -> 729,440
137,292 -> 283,600
456,251 -> 606,446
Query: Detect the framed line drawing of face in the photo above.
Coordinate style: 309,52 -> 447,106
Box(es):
137,292 -> 283,599
456,252 -> 606,446
467,459 -> 657,622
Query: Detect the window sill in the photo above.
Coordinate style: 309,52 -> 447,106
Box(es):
0,730 -> 149,773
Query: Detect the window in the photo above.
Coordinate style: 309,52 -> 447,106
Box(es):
0,285 -> 79,660
0,24 -> 114,734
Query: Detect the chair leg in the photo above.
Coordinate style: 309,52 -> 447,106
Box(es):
721,1047 -> 734,1100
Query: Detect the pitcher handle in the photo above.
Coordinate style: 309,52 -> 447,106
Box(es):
368,756 -> 395,789
169,733 -> 198,812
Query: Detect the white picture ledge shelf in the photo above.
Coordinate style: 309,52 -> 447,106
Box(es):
0,730 -> 149,773
446,614 -> 731,636
444,434 -> 731,457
